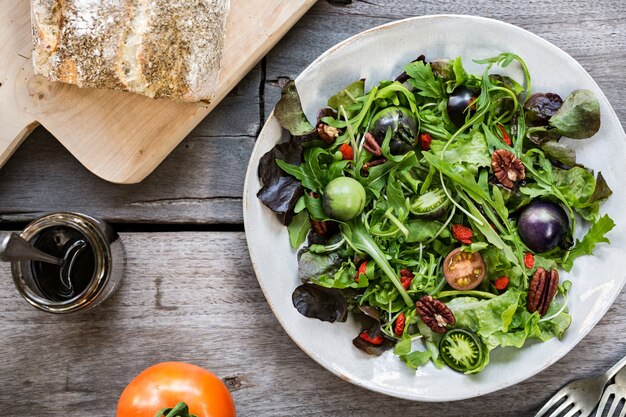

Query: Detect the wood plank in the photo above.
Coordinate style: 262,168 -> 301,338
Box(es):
0,130 -> 252,224
0,232 -> 624,416
0,65 -> 262,225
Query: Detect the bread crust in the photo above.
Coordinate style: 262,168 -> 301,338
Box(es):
31,0 -> 230,102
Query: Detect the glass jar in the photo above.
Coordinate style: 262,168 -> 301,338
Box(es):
11,212 -> 125,313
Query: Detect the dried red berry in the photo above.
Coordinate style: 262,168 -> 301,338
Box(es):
394,313 -> 406,337
355,261 -> 368,282
494,276 -> 510,291
400,269 -> 414,290
339,143 -> 353,160
497,124 -> 512,146
359,331 -> 384,345
451,224 -> 473,245
524,252 -> 535,269
419,133 -> 432,151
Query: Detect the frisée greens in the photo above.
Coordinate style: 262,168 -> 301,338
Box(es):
257,52 -> 614,373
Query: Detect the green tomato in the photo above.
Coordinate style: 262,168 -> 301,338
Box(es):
323,177 -> 366,221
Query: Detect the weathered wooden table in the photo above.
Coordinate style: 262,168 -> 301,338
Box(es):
1,1 -> 625,416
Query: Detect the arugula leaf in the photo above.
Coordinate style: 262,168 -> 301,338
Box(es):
303,192 -> 327,221
404,61 -> 444,99
400,350 -> 432,370
452,57 -> 468,87
406,219 -> 449,243
277,148 -> 346,193
562,214 -> 615,271
288,210 -> 311,248
341,218 -> 413,306
275,81 -> 315,136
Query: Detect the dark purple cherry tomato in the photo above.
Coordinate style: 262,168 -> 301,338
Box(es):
517,200 -> 572,252
369,107 -> 417,155
447,86 -> 480,127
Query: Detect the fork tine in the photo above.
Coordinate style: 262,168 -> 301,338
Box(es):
618,400 -> 626,417
535,392 -> 568,417
546,399 -> 575,417
562,406 -> 581,417
606,396 -> 622,417
596,388 -> 617,417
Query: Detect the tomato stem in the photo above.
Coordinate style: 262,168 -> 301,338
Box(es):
155,402 -> 198,417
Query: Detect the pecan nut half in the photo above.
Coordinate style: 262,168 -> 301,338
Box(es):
415,295 -> 456,333
363,132 -> 382,156
491,149 -> 525,189
527,267 -> 559,316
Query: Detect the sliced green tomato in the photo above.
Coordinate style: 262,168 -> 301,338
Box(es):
439,328 -> 485,373
409,189 -> 449,219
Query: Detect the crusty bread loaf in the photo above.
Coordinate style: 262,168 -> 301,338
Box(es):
31,0 -> 230,103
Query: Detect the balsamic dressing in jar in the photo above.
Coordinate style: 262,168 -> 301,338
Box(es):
11,212 -> 125,313
31,226 -> 96,302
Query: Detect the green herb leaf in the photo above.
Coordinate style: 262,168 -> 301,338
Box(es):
275,81 -> 315,136
562,214 -> 615,271
393,338 -> 412,355
288,210 -> 311,249
404,61 -> 444,99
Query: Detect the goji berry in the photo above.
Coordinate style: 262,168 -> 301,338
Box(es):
354,261 -> 367,282
497,124 -> 512,146
359,331 -> 384,345
339,143 -> 353,160
394,313 -> 406,336
400,269 -> 414,290
524,252 -> 535,269
419,133 -> 432,151
451,224 -> 473,245
494,276 -> 510,291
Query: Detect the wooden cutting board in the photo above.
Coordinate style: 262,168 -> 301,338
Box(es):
0,0 -> 316,184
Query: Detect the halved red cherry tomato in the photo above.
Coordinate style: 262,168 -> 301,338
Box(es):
116,362 -> 235,417
443,247 -> 486,290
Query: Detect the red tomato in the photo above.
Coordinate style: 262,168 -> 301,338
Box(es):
116,362 -> 236,417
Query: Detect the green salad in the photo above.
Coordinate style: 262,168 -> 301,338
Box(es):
257,52 -> 615,373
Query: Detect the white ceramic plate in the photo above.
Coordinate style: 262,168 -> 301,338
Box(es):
243,15 -> 626,401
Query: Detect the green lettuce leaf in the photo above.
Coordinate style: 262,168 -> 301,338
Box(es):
447,289 -> 571,373
275,81 -> 315,136
328,79 -> 365,113
429,131 -> 491,173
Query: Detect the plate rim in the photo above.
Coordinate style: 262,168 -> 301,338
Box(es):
243,14 -> 626,402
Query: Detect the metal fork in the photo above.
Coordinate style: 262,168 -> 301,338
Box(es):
535,354 -> 626,417
595,366 -> 626,417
